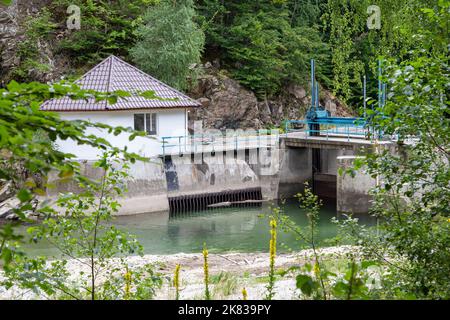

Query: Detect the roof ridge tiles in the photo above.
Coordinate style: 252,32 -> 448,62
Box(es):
109,55 -> 199,106
40,55 -> 201,112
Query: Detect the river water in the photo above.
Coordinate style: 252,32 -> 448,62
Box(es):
16,200 -> 376,257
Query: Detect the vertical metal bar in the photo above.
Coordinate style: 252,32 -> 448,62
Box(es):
311,59 -> 315,110
378,59 -> 382,109
257,131 -> 260,148
363,75 -> 367,117
315,81 -> 319,111
180,196 -> 183,213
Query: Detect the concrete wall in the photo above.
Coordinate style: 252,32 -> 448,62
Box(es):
47,158 -> 169,215
45,147 -> 282,215
168,154 -> 260,196
278,146 -> 312,198
45,148 -> 381,215
336,156 -> 376,214
57,109 -> 188,159
320,149 -> 356,175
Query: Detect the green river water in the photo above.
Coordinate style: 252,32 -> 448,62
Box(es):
15,200 -> 376,257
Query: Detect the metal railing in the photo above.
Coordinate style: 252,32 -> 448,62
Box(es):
161,130 -> 279,157
284,119 -> 382,142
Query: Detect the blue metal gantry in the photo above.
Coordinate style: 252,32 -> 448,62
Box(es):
285,59 -> 387,141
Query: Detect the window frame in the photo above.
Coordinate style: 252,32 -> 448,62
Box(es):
134,112 -> 158,136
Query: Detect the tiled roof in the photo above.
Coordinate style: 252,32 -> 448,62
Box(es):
41,55 -> 201,111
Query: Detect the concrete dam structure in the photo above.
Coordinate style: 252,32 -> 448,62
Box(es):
46,131 -> 388,216
44,58 -> 395,216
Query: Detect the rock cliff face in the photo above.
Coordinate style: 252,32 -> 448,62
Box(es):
0,0 -> 65,83
189,63 -> 352,131
0,0 -> 20,83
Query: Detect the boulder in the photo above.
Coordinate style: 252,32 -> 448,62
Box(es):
189,69 -> 260,130
0,182 -> 13,203
287,84 -> 307,100
0,197 -> 20,219
197,97 -> 211,108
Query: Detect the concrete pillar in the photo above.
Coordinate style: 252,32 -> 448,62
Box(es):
278,147 -> 312,198
337,156 -> 376,214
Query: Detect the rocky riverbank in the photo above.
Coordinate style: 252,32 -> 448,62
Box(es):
0,246 -> 360,300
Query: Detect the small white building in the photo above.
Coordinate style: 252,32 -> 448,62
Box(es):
41,55 -> 201,160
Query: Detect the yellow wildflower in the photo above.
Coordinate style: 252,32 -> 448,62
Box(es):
242,287 -> 248,300
174,264 -> 181,300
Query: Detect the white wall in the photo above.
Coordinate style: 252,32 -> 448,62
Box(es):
57,109 -> 187,160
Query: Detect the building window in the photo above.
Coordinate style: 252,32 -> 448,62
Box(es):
134,113 -> 157,135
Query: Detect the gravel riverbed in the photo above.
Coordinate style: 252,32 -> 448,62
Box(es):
0,246 -> 360,300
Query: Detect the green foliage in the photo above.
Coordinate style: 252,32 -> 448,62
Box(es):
202,242 -> 211,300
9,0 -> 446,111
270,185 -> 386,300
197,0 -> 329,97
0,81 -> 145,186
0,80 -> 158,268
211,272 -> 238,298
265,218 -> 277,300
99,263 -> 163,300
2,151 -> 163,300
322,0 -> 436,104
340,0 -> 450,299
130,0 -> 205,90
173,264 -> 181,300
8,1 -> 158,81
295,259 -> 383,300
12,9 -> 57,81
0,224 -> 24,267
48,0 -> 158,65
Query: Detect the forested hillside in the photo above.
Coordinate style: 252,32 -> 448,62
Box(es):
0,0 -> 441,127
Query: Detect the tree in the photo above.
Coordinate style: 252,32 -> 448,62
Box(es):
50,0 -> 159,65
5,1 -> 159,83
197,0 -> 330,97
322,0 -> 437,104
130,0 -> 205,90
345,0 -> 450,299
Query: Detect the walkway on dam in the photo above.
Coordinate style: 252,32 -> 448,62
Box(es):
282,131 -> 393,150
161,130 -> 393,156
161,132 -> 279,156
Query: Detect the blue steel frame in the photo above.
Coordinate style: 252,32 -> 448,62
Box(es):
287,59 -> 388,141
284,118 -> 370,142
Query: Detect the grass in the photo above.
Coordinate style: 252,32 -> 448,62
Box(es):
210,272 -> 239,298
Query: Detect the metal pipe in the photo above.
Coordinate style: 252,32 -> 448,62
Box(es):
378,60 -> 382,108
363,75 -> 367,117
311,59 -> 315,109
315,81 -> 319,110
